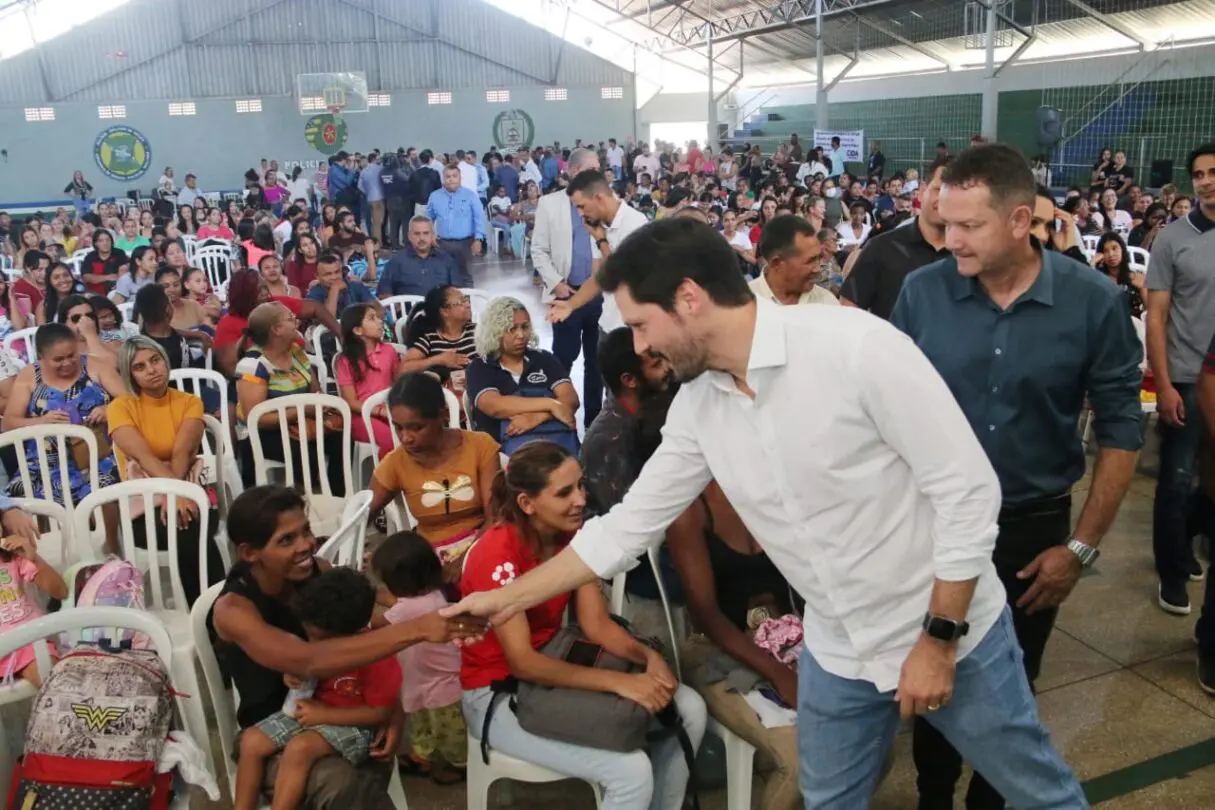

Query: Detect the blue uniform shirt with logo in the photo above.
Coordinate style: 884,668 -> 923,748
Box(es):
466,349 -> 572,438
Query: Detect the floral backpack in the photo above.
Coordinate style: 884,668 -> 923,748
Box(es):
62,558 -> 150,649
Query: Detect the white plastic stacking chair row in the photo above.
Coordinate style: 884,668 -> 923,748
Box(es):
191,584 -> 412,809
246,393 -> 354,538
0,608 -> 183,807
317,490 -> 374,570
72,479 -> 226,778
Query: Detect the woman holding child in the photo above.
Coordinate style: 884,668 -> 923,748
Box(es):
211,485 -> 484,810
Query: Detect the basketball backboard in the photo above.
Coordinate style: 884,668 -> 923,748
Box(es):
296,72 -> 369,115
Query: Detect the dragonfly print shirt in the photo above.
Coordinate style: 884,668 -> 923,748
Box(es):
372,430 -> 501,549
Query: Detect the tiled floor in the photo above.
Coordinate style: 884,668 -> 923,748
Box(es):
198,253 -> 1215,808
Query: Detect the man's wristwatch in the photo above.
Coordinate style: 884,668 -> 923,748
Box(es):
1066,538 -> 1100,567
922,614 -> 970,643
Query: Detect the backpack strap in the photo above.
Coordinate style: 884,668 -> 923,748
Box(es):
481,677 -> 519,766
650,704 -> 701,810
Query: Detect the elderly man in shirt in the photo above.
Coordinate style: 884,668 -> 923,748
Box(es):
531,149 -> 605,426
377,216 -> 467,297
892,143 -> 1140,810
446,216 -> 1088,810
752,216 -> 841,306
426,165 -> 484,282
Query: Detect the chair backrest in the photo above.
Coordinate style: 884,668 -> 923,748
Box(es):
73,479 -> 219,612
460,288 -> 493,322
1082,234 -> 1101,253
442,387 -> 460,429
3,326 -> 39,367
200,414 -> 238,519
1,607 -> 174,685
360,387 -> 399,459
380,294 -> 423,327
194,245 -> 232,291
0,423 -> 100,514
317,490 -> 374,570
245,393 -> 354,499
117,300 -> 135,323
170,367 -> 231,438
190,583 -> 241,797
1128,245 -> 1150,271
9,496 -> 75,569
311,324 -> 336,359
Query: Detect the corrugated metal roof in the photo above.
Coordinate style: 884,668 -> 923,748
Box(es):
0,0 -> 630,104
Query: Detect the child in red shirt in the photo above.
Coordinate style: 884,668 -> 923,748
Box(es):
233,568 -> 402,810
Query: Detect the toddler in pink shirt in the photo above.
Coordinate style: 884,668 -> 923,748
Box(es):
373,531 -> 467,784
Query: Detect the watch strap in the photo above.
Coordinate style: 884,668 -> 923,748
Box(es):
1067,538 -> 1100,567
922,613 -> 970,642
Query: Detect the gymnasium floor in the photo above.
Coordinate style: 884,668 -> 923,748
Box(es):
203,252 -> 1215,809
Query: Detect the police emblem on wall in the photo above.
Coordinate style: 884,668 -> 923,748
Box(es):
94,125 -> 152,182
304,114 -> 349,156
492,109 -> 535,150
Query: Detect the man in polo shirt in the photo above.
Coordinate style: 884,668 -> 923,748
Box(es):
841,157 -> 950,320
752,216 -> 840,307
547,168 -> 648,425
892,143 -> 1142,810
377,217 -> 467,297
426,165 -> 484,281
306,253 -> 381,318
1149,142 -> 1215,622
825,136 -> 847,179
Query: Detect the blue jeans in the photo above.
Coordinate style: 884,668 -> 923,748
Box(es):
1153,382 -> 1203,588
551,294 -> 603,428
797,608 -> 1087,809
464,684 -> 706,810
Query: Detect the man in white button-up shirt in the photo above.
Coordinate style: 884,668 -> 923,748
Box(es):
448,218 -> 1087,809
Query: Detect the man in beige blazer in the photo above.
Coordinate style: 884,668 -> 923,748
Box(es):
531,147 -> 604,426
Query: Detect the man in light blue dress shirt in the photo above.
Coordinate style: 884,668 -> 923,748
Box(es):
426,165 -> 485,282
358,152 -> 384,243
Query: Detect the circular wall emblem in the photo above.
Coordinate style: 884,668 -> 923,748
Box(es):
93,125 -> 152,182
304,114 -> 349,156
492,109 -> 535,150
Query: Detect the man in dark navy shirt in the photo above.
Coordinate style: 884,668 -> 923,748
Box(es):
891,143 -> 1143,810
376,216 -> 469,297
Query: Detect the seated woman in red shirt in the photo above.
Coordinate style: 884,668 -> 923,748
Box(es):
459,441 -> 706,810
214,270 -> 339,379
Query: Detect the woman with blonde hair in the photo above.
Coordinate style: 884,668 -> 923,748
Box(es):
464,297 -> 578,454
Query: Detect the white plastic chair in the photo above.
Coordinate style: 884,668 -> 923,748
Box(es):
246,393 -> 354,537
3,326 -> 38,367
1082,234 -> 1101,254
310,324 -> 337,359
72,479 -> 226,775
194,244 -> 232,297
170,369 -> 242,510
355,388 -> 395,490
182,235 -> 198,264
468,730 -> 604,810
380,294 -> 423,329
0,424 -> 100,555
317,490 -> 373,570
0,607 -> 180,802
8,496 -> 74,572
1128,245 -> 1150,272
190,584 -> 412,809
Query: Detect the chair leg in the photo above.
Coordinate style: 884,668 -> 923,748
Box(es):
466,760 -> 491,810
387,764 -> 410,809
170,647 -> 214,776
724,733 -> 756,810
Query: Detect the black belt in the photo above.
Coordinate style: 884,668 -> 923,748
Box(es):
439,236 -> 473,242
999,492 -> 1071,522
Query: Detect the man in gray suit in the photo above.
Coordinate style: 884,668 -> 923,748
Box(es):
532,147 -> 604,427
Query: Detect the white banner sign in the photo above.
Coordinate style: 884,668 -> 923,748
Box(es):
813,130 -> 865,165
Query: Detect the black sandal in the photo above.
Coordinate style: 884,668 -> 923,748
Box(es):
430,762 -> 467,786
